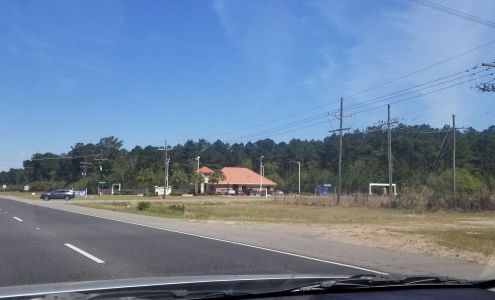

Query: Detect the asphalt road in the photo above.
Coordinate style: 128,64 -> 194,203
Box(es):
0,197 -> 376,287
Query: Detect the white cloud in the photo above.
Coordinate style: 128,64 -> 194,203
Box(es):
306,0 -> 495,129
212,0 -> 300,72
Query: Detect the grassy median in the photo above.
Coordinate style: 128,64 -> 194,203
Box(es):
75,201 -> 494,224
75,201 -> 495,262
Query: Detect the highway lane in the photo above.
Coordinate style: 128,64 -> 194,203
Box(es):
0,197 -> 383,287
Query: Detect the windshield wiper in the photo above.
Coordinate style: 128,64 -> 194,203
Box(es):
39,289 -> 191,300
290,274 -> 471,292
38,288 -> 255,300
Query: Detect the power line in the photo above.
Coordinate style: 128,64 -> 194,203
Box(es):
224,119 -> 331,143
345,66 -> 489,113
164,40 -> 495,145
30,154 -> 101,161
223,112 -> 328,142
319,65 -> 488,118
224,116 -> 330,143
401,129 -> 454,134
350,71 -> 494,115
410,0 -> 495,29
201,100 -> 340,140
344,39 -> 495,100
421,128 -> 453,197
204,65 -> 491,144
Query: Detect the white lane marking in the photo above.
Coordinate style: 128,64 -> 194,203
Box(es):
58,209 -> 388,275
64,243 -> 105,264
36,227 -> 40,230
13,217 -> 23,222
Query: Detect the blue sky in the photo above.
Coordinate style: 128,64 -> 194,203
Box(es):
0,0 -> 494,170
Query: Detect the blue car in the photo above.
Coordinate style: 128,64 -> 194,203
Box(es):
40,189 -> 75,201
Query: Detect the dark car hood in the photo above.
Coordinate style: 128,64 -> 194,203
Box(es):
0,274 -> 350,299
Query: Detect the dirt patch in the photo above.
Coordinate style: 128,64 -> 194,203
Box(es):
194,220 -> 495,266
459,219 -> 495,226
308,224 -> 495,265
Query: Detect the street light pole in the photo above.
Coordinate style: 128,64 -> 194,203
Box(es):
166,140 -> 168,199
166,157 -> 170,196
259,155 -> 264,196
195,156 -> 200,194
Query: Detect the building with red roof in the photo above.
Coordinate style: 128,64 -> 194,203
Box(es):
197,166 -> 214,193
195,166 -> 277,194
214,167 -> 276,194
198,166 -> 214,174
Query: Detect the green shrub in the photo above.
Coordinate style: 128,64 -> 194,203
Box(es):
169,203 -> 185,214
431,168 -> 487,196
137,201 -> 151,211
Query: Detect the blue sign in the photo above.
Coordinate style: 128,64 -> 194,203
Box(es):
315,184 -> 332,196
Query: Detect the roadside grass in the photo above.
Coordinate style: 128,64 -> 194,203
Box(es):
76,201 -> 495,225
76,201 -> 495,259
410,228 -> 495,259
71,194 -> 164,201
0,192 -> 39,200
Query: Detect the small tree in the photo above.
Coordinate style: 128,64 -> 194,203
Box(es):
136,168 -> 154,194
170,169 -> 189,189
209,169 -> 226,192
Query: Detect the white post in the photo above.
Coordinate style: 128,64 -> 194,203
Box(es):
195,156 -> 200,194
166,158 -> 170,195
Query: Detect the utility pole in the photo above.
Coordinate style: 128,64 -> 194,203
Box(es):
388,104 -> 393,201
296,161 -> 301,195
475,62 -> 495,92
452,114 -> 456,197
328,97 -> 350,204
95,155 -> 108,196
80,155 -> 91,176
338,97 -> 343,204
157,141 -> 171,198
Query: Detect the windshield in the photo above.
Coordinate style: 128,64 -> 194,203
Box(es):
0,0 -> 494,292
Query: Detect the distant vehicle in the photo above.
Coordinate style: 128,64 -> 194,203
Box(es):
245,188 -> 256,196
215,188 -> 236,195
235,190 -> 244,196
275,190 -> 284,195
40,189 -> 75,201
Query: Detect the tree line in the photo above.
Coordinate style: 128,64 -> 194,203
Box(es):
1,124 -> 494,197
